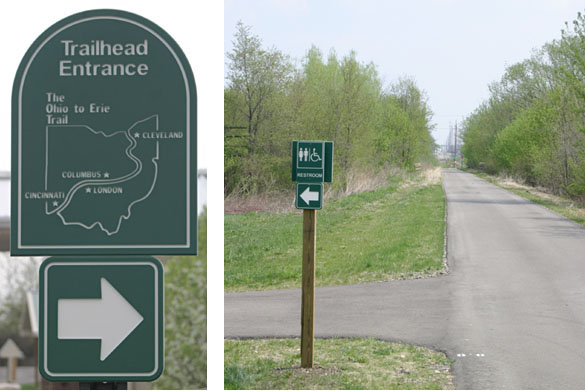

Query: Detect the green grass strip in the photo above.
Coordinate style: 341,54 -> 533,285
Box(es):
225,177 -> 445,292
224,338 -> 453,390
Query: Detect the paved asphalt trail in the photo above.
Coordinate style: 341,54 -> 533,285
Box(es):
225,169 -> 585,389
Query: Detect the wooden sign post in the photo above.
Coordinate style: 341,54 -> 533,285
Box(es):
292,140 -> 333,369
301,209 -> 317,368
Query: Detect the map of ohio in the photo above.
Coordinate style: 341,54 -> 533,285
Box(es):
44,115 -> 159,235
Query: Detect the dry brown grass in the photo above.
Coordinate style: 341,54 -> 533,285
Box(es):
325,167 -> 396,199
479,172 -> 585,225
224,191 -> 295,214
224,166 -> 442,215
422,166 -> 442,186
494,175 -> 574,204
225,167 -> 397,215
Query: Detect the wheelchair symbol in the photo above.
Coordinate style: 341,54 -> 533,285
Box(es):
310,148 -> 322,162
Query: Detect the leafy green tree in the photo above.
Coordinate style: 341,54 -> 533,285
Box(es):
225,21 -> 294,194
225,22 -> 438,196
226,21 -> 292,146
375,78 -> 435,170
155,210 -> 207,389
295,48 -> 382,186
462,9 -> 585,200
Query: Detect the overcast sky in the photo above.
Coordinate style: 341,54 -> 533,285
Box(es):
225,0 -> 585,146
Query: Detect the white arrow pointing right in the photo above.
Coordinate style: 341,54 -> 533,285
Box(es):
58,278 -> 144,361
300,187 -> 319,204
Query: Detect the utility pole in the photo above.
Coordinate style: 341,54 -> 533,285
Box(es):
454,121 -> 457,157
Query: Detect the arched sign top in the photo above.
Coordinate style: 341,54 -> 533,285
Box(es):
11,9 -> 197,256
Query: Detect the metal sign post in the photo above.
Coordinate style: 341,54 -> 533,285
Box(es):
79,382 -> 127,390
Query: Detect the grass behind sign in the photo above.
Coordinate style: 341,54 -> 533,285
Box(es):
225,173 -> 445,292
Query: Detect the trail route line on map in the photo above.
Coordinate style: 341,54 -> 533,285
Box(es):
44,115 -> 160,236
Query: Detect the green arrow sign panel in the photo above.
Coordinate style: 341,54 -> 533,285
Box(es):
39,256 -> 164,382
296,183 -> 323,210
11,9 -> 197,255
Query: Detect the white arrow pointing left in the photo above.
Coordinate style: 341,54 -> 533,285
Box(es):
300,187 -> 320,204
58,278 -> 144,361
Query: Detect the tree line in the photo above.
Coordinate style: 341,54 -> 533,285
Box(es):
225,22 -> 436,195
462,11 -> 585,200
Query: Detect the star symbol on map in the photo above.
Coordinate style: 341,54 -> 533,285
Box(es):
52,201 -> 59,207
134,132 -> 140,138
85,187 -> 92,193
104,172 -> 110,178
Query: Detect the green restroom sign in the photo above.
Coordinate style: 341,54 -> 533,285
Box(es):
39,256 -> 164,381
11,9 -> 197,255
292,141 -> 333,183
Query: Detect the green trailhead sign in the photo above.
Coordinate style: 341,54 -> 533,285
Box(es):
11,9 -> 197,255
39,256 -> 164,381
